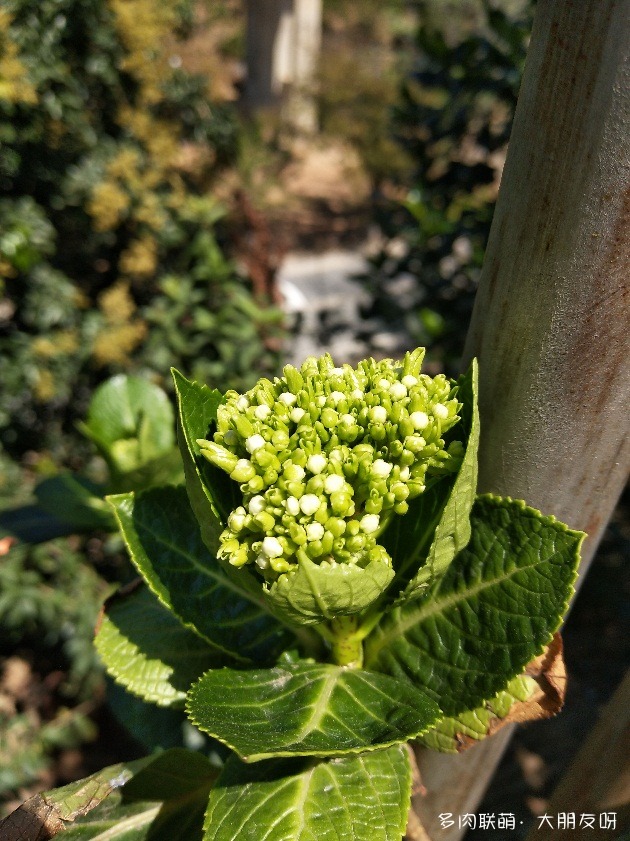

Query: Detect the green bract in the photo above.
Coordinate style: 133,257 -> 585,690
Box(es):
3,349 -> 585,841
196,351 -> 464,624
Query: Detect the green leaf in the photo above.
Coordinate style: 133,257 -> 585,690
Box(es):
123,749 -> 218,801
0,750 -> 218,841
187,662 -> 440,761
34,474 -> 114,531
0,756 -> 153,841
106,680 -> 194,752
265,557 -> 395,626
108,486 -> 292,663
172,369 -> 265,603
386,359 -> 479,602
417,674 -> 538,753
116,448 -> 185,493
365,495 -> 583,717
95,583 -> 223,708
171,369 -> 228,554
80,375 -> 175,476
0,503 -> 86,544
204,747 -> 411,841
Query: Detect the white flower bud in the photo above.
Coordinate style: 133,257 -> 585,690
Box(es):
284,463 -> 305,481
360,514 -> 380,534
378,378 -> 391,391
433,403 -> 449,419
262,536 -> 284,558
324,474 -> 346,494
290,407 -> 306,423
307,454 -> 327,474
246,434 -> 266,453
236,396 -> 249,412
255,554 -> 269,569
299,494 -> 321,515
248,495 -> 266,515
228,507 -> 247,532
279,392 -> 297,406
402,375 -> 418,388
351,389 -> 364,400
286,496 -> 300,516
389,382 -> 407,400
254,404 -> 272,420
370,406 -> 388,424
306,522 -> 325,541
372,459 -> 393,478
399,466 -> 410,481
330,391 -> 345,405
410,411 -> 429,430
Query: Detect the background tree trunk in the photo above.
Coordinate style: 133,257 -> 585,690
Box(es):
244,0 -> 322,132
409,1 -> 630,838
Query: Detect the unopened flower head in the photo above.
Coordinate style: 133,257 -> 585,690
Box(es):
197,350 -> 462,583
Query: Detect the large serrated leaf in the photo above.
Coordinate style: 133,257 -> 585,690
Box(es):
95,583 -> 223,708
365,495 -> 583,717
204,747 -> 411,841
186,662 -> 440,761
265,556 -> 394,626
108,486 -> 292,663
385,359 -> 479,603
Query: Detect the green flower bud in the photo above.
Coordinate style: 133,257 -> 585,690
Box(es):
197,440 -> 239,473
204,349 -> 464,617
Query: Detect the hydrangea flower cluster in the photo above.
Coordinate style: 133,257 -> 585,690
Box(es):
197,350 -> 463,583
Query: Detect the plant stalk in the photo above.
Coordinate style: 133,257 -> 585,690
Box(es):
329,615 -> 364,668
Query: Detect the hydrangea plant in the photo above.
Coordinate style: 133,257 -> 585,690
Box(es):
1,350 -> 583,841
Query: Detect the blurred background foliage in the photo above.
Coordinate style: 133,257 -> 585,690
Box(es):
0,0 -> 281,462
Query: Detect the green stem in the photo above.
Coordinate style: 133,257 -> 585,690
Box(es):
329,615 -> 364,668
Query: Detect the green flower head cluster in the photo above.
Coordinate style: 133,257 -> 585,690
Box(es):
198,350 -> 463,583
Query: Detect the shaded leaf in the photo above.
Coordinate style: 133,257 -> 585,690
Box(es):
35,474 -> 114,531
106,679 -> 194,752
265,556 -> 394,626
387,359 -> 479,602
95,582 -> 223,708
365,495 -> 583,718
187,662 -> 440,761
418,634 -> 566,752
204,746 -> 411,841
0,504 -> 83,544
108,486 -> 292,663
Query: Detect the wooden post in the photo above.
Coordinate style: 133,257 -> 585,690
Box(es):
525,669 -> 630,841
409,2 -> 630,838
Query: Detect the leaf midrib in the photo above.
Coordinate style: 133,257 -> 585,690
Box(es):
133,510 -> 260,607
365,535 -> 563,666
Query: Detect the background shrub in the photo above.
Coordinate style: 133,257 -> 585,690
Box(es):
0,0 -> 281,459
